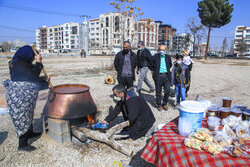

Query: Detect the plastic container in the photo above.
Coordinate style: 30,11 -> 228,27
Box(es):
208,116 -> 221,123
242,111 -> 250,121
178,117 -> 193,137
207,121 -> 220,130
178,101 -> 206,132
219,107 -> 231,119
235,105 -> 247,110
231,108 -> 243,117
207,107 -> 219,117
222,97 -> 232,108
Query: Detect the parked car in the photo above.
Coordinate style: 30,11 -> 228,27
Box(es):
208,53 -> 219,58
244,56 -> 250,59
225,54 -> 236,59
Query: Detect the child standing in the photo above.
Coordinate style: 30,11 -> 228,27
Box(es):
183,50 -> 194,97
171,54 -> 189,104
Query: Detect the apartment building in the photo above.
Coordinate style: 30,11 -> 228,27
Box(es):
156,21 -> 177,52
36,22 -> 88,53
89,12 -> 159,55
172,33 -> 194,54
233,25 -> 250,56
135,20 -> 159,52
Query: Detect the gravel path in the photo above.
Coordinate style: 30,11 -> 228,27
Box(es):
0,56 -> 250,167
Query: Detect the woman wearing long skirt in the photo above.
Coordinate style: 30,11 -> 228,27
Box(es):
3,45 -> 49,152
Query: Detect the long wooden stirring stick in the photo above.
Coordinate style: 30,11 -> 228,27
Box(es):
32,46 -> 54,91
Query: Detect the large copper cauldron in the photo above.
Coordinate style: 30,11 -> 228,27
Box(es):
44,84 -> 96,119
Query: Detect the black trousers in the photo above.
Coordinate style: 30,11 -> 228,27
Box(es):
155,74 -> 171,106
118,76 -> 134,89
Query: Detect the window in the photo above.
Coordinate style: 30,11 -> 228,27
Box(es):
106,17 -> 109,27
91,22 -> 95,25
236,35 -> 242,37
66,45 -> 69,48
72,26 -> 78,34
96,33 -> 99,35
96,28 -> 99,30
91,28 -> 95,31
91,33 -> 95,36
71,36 -> 75,39
71,40 -> 75,44
115,16 -> 119,32
127,18 -> 130,28
246,35 -> 250,38
246,30 -> 250,33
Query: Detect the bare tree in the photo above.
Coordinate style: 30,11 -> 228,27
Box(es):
185,17 -> 204,57
110,0 -> 143,47
221,37 -> 228,56
1,41 -> 13,52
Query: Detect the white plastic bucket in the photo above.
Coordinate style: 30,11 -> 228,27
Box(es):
178,101 -> 205,132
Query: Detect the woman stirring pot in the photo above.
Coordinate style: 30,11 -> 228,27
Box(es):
3,45 -> 50,152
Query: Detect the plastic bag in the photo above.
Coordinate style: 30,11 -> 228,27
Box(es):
222,124 -> 237,138
235,124 -> 249,139
201,141 -> 224,155
222,115 -> 242,127
214,131 -> 232,147
184,138 -> 202,150
194,128 -> 213,141
224,145 -> 249,158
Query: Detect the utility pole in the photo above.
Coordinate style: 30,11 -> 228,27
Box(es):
80,15 -> 90,54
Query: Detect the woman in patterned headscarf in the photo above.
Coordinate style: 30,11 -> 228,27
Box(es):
3,45 -> 49,152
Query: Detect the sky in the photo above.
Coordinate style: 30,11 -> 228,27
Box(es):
0,0 -> 249,50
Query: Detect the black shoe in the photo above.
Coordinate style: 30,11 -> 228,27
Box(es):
18,145 -> 36,152
18,132 -> 36,152
29,132 -> 42,139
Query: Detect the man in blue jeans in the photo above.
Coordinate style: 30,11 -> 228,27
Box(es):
171,54 -> 189,104
150,44 -> 172,111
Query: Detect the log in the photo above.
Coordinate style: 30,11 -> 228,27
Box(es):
75,121 -> 133,156
72,127 -> 87,142
106,120 -> 130,139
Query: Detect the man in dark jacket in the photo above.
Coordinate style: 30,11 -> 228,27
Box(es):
150,44 -> 172,111
102,84 -> 155,140
114,41 -> 137,88
136,41 -> 155,93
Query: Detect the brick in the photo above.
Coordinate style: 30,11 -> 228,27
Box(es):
48,130 -> 71,144
47,118 -> 70,135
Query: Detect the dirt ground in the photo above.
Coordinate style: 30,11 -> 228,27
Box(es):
0,56 -> 250,167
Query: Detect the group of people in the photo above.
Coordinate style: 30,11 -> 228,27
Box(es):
3,43 -> 194,152
113,41 -> 194,111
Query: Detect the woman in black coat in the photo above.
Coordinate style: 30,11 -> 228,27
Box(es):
3,45 -> 49,152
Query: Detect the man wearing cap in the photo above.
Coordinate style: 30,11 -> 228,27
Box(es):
183,50 -> 194,96
136,41 -> 155,94
150,44 -> 172,111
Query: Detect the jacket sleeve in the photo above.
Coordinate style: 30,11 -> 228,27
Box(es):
104,101 -> 122,123
114,53 -> 119,72
171,65 -> 175,85
168,55 -> 172,69
146,49 -> 153,67
148,55 -> 155,71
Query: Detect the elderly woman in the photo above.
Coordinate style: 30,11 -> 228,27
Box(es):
3,45 -> 49,152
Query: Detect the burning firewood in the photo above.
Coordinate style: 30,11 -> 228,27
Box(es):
72,120 -> 133,156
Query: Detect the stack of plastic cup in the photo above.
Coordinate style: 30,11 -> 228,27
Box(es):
178,117 -> 193,137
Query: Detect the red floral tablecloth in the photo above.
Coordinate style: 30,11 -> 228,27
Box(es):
141,117 -> 250,167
